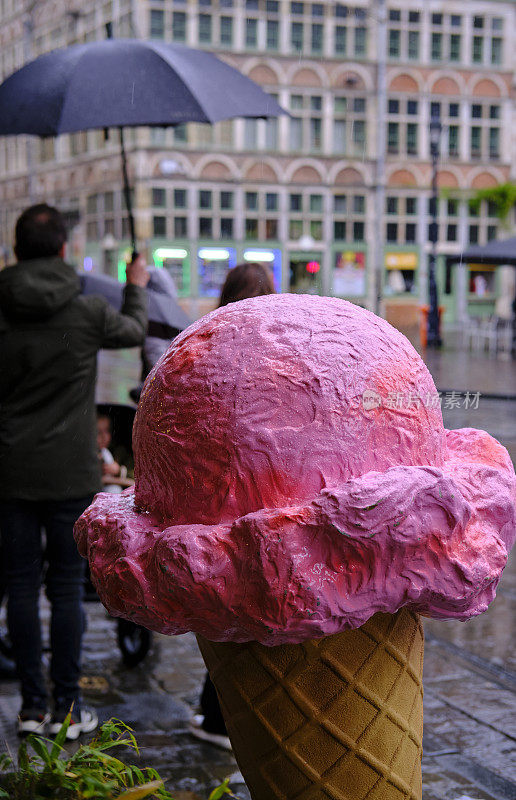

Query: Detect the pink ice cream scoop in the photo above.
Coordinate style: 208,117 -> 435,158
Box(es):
75,295 -> 516,645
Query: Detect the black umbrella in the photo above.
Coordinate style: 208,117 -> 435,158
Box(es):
80,268 -> 191,337
0,38 -> 286,254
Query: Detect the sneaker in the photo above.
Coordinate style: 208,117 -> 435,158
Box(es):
188,714 -> 232,751
48,707 -> 98,741
18,708 -> 50,737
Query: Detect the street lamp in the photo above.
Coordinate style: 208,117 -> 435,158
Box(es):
427,114 -> 442,347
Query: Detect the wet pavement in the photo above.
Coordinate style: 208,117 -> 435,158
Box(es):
0,342 -> 514,799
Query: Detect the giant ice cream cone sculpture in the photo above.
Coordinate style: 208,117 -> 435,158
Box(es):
75,295 -> 516,800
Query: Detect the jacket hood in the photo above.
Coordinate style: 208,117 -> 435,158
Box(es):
0,257 -> 80,321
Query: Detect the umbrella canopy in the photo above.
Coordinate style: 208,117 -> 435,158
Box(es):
457,236 -> 516,266
0,39 -> 285,135
80,269 -> 191,335
0,39 -> 286,255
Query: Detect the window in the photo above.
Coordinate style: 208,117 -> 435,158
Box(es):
354,196 -> 365,214
334,221 -> 346,240
473,16 -> 484,29
220,191 -> 233,210
408,11 -> 419,23
199,190 -> 212,209
354,26 -> 366,56
198,14 -> 212,43
150,9 -> 164,38
174,189 -> 186,207
220,16 -> 233,45
174,124 -> 187,143
489,127 -> 500,159
174,217 -> 187,237
267,20 -> 279,49
407,100 -> 418,115
334,195 -> 346,213
446,224 -> 457,242
388,29 -> 400,58
472,36 -> 483,63
289,219 -> 303,239
405,223 -> 416,243
266,193 -> 278,211
450,34 -> 460,61
491,37 -> 502,64
431,33 -> 442,61
265,117 -> 278,150
388,99 -> 399,114
386,223 -> 398,242
172,12 -> 186,41
471,127 -> 481,158
310,194 -> 323,212
449,103 -> 459,117
353,221 -> 364,241
448,125 -> 459,157
386,197 -> 398,214
220,218 -> 233,239
406,197 -> 417,215
246,18 -> 258,47
311,23 -> 323,53
153,216 -> 166,236
290,194 -> 302,211
408,31 -> 419,59
389,9 -> 401,22
451,15 -> 461,27
431,13 -> 442,25
199,217 -> 213,238
246,192 -> 258,210
333,95 -> 367,155
265,219 -> 278,239
406,123 -> 418,155
152,188 -> 166,207
335,25 -> 346,54
245,219 -> 258,239
244,118 -> 258,149
291,21 -> 303,51
388,122 -> 399,154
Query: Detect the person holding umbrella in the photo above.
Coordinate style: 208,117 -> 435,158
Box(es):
0,203 -> 149,738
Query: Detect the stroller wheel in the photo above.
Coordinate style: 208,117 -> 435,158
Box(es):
117,619 -> 152,667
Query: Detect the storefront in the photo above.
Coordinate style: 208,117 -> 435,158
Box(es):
288,251 -> 323,294
198,246 -> 237,297
242,247 -> 282,292
384,250 -> 418,296
152,246 -> 190,297
332,248 -> 367,299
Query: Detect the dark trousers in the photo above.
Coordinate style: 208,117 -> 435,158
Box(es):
0,496 -> 92,712
200,673 -> 227,735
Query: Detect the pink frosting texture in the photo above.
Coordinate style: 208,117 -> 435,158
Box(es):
75,295 -> 516,644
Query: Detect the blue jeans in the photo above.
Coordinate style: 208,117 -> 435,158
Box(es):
0,496 -> 92,712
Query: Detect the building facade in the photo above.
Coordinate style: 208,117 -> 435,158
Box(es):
1,0 -> 515,330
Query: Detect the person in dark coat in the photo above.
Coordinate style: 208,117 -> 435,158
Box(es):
0,204 -> 149,739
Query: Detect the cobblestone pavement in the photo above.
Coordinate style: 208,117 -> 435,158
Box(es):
0,344 -> 513,798
0,554 -> 514,799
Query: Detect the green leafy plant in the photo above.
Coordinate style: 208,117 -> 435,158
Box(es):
468,182 -> 516,224
0,714 -> 233,800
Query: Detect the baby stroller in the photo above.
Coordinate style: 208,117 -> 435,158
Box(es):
92,403 -> 153,667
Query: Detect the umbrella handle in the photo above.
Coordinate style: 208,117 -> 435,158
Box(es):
119,126 -> 137,256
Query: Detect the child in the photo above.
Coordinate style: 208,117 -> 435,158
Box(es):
96,413 -> 128,494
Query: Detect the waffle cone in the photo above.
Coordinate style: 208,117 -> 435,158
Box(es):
197,609 -> 424,800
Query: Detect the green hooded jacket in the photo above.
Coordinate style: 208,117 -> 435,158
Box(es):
0,256 -> 147,501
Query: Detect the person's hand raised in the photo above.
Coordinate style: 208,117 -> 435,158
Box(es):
126,254 -> 150,288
